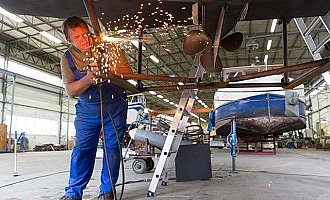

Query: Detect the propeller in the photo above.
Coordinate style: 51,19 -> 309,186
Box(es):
183,30 -> 212,55
200,46 -> 222,73
182,30 -> 243,73
221,32 -> 243,52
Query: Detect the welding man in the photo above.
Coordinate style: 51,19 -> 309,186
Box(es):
59,16 -> 132,200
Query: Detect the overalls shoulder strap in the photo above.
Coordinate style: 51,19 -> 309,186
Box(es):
65,50 -> 78,72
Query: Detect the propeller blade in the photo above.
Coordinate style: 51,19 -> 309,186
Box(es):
221,32 -> 243,52
183,30 -> 212,55
200,46 -> 223,73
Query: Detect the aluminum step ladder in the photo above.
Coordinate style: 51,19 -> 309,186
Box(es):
147,52 -> 205,197
294,14 -> 330,85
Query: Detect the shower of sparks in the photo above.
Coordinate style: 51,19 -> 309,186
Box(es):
103,0 -> 192,51
105,1 -> 179,35
83,34 -> 123,84
85,1 -> 193,84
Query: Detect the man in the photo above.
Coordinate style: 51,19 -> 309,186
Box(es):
60,16 -> 132,200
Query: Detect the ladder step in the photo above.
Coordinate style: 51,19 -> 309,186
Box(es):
304,17 -> 320,36
313,34 -> 330,54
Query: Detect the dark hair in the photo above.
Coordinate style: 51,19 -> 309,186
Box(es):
62,16 -> 88,41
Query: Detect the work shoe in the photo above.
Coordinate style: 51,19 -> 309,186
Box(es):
59,196 -> 81,200
93,192 -> 114,200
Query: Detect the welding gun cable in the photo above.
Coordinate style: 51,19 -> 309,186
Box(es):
103,96 -> 128,200
98,85 -> 117,200
99,85 -> 126,200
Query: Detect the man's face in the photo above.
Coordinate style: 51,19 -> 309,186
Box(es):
67,25 -> 90,51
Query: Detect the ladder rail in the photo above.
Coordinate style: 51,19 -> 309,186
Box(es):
320,15 -> 330,34
147,52 -> 204,196
160,95 -> 196,184
147,90 -> 190,193
294,18 -> 322,60
314,35 -> 330,54
294,14 -> 330,86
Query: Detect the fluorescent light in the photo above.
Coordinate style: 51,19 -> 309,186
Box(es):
163,99 -> 170,102
270,19 -> 278,33
148,91 -> 157,95
40,31 -> 62,43
264,54 -> 269,63
266,39 -> 272,50
203,104 -> 209,108
178,82 -> 184,86
200,118 -> 207,122
131,40 -> 146,51
195,96 -> 199,100
127,79 -> 137,85
0,7 -> 23,23
149,55 -> 160,63
157,94 -> 163,99
169,101 -> 174,105
197,99 -> 203,104
174,104 -> 179,107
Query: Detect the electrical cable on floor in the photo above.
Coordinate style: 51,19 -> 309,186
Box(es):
98,85 -> 126,200
0,170 -> 69,189
115,177 -> 176,187
219,169 -> 330,178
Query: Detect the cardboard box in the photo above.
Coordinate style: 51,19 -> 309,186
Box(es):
0,124 -> 8,151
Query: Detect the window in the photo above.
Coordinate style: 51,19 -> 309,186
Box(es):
7,60 -> 62,87
6,114 -> 59,136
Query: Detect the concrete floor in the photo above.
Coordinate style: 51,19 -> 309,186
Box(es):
1,148 -> 330,200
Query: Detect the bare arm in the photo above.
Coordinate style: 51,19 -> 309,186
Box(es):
64,70 -> 95,97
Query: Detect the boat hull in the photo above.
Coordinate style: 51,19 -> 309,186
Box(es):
214,93 -> 306,135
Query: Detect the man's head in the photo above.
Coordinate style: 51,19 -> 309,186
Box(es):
62,16 -> 90,51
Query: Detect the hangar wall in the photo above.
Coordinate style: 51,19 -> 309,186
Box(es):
307,89 -> 330,138
0,58 -> 77,151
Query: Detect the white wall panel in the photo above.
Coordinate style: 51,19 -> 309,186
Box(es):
0,69 -> 77,151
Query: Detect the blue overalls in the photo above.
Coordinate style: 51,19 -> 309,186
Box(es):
64,51 -> 128,199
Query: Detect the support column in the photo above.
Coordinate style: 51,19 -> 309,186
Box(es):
1,44 -> 16,152
59,89 -> 70,149
282,18 -> 289,84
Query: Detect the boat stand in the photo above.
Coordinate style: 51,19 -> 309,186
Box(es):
226,119 -> 238,173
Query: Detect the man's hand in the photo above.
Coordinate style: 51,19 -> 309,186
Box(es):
64,64 -> 100,97
86,61 -> 106,85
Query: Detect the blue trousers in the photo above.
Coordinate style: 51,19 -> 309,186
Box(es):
65,98 -> 127,199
